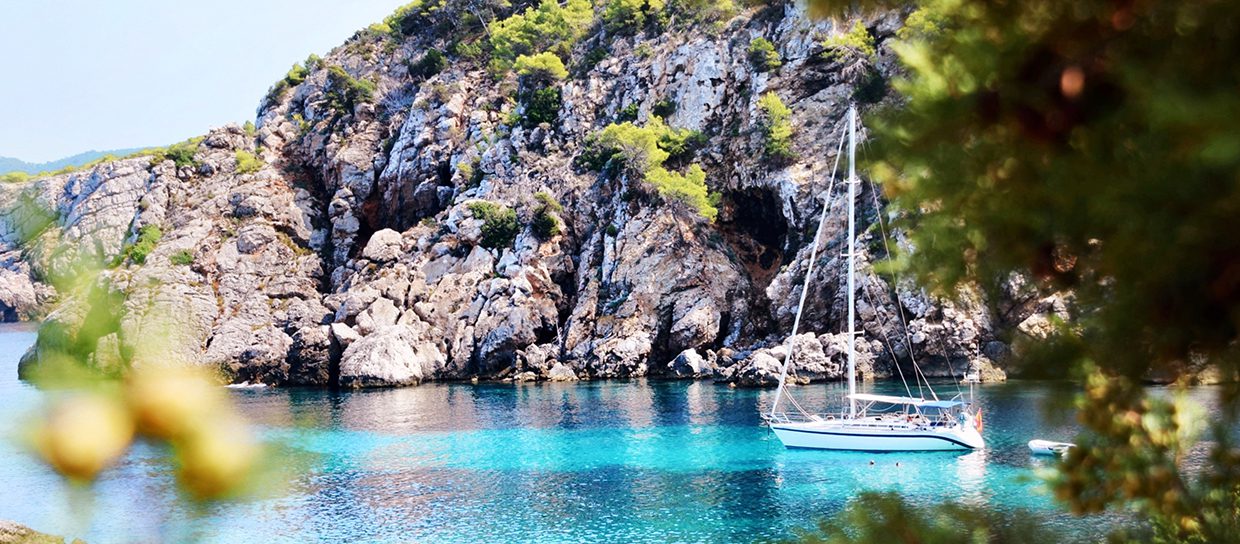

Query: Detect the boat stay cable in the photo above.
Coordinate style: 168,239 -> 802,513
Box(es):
860,137 -> 962,399
867,184 -> 961,399
769,123 -> 847,421
857,276 -> 916,399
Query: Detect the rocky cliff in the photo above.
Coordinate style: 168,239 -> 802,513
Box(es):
2,1 -> 1059,388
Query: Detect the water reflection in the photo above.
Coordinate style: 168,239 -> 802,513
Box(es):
183,379 -> 1116,542
1,326 -> 1141,543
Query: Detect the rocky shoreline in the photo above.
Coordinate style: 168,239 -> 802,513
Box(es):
0,520 -> 78,544
1,3 -> 1062,389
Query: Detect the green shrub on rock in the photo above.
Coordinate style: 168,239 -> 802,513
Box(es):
488,0 -> 593,71
581,116 -> 703,173
468,201 -> 519,249
119,225 -> 163,266
580,117 -> 717,221
668,0 -> 738,29
757,91 -> 794,160
652,98 -> 677,118
531,191 -> 564,239
822,20 -> 877,83
646,165 -> 719,222
450,40 -> 483,59
170,250 -> 195,266
514,52 -> 568,83
149,137 -> 203,169
748,37 -> 782,71
264,54 -> 320,104
234,150 -> 263,174
583,119 -> 671,174
521,87 -> 562,128
577,47 -> 610,76
603,0 -> 667,32
410,49 -> 447,78
617,103 -> 639,123
460,157 -> 485,188
325,65 -> 377,112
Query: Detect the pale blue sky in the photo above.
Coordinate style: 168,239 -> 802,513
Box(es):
0,0 -> 407,162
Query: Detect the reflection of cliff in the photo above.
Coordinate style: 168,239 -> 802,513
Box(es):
2,3 -> 1055,388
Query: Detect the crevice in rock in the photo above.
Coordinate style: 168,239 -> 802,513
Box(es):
650,302 -> 676,373
353,189 -> 383,259
327,335 -> 342,388
714,310 -> 733,347
718,187 -> 788,291
435,159 -> 452,186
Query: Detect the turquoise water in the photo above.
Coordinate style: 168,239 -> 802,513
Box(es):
0,326 -> 1153,543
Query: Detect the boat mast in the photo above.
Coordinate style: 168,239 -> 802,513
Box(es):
847,104 -> 857,419
768,125 -> 848,420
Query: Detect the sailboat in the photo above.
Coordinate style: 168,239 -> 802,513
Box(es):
764,105 -> 985,452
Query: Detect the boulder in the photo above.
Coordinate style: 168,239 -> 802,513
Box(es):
356,297 -> 400,336
726,350 -> 785,387
287,325 -> 335,385
667,348 -> 715,378
591,334 -> 652,378
361,228 -> 403,262
0,266 -> 48,320
1017,313 -> 1055,339
475,298 -> 557,375
669,299 -> 720,354
783,333 -> 839,381
338,324 -> 446,387
331,322 -> 361,347
235,224 -> 276,254
969,357 -> 1007,383
517,343 -> 557,374
235,326 -> 294,384
547,363 -> 578,382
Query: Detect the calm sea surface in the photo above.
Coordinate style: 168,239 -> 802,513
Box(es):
1,325 -> 1197,543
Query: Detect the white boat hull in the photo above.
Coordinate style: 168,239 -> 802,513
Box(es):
1028,440 -> 1074,456
771,419 -> 985,451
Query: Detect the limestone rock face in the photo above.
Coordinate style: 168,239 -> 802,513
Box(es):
0,265 -> 51,320
6,6 -> 1036,388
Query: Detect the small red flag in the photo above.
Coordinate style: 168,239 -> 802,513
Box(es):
975,409 -> 984,433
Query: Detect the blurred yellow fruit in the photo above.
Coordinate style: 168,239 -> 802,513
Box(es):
126,368 -> 222,439
175,416 -> 259,499
34,394 -> 135,481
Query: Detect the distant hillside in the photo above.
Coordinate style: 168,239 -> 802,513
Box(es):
0,148 -> 146,175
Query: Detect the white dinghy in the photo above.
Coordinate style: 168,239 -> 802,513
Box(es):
764,105 -> 985,452
1028,439 -> 1074,456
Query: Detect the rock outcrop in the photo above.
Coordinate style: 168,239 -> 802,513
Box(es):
3,3 -> 1044,388
0,520 -> 78,544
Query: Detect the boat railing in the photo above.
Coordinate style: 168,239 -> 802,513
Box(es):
765,412 -> 839,424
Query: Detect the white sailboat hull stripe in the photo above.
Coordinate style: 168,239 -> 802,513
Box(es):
771,424 -> 983,451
